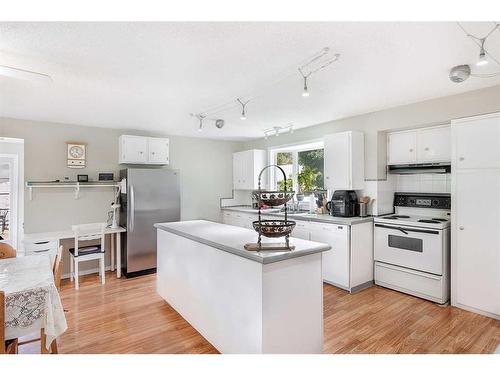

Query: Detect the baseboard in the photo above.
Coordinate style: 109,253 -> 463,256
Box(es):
62,265 -> 112,280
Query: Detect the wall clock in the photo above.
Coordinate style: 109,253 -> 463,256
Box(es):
66,142 -> 87,169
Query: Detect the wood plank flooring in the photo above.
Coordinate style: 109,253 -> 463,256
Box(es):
19,272 -> 499,354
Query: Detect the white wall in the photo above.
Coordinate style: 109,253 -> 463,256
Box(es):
243,84 -> 500,180
0,117 -> 243,273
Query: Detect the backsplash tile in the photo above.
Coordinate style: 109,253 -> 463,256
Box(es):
396,173 -> 451,193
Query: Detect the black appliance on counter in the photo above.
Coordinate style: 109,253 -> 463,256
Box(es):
328,190 -> 359,217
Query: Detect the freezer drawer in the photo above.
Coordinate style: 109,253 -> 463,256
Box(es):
375,261 -> 449,304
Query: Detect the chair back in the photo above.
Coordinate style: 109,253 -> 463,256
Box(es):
71,223 -> 106,257
53,246 -> 63,291
0,243 -> 16,259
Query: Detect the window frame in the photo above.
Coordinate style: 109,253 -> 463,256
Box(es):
268,140 -> 325,193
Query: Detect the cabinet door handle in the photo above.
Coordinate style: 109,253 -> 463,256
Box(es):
424,147 -> 429,151
459,226 -> 464,230
409,148 -> 414,152
152,152 -> 155,155
459,157 -> 464,161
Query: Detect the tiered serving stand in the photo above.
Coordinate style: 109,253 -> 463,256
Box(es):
244,165 -> 296,251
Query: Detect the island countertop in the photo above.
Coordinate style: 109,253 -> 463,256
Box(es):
154,220 -> 331,264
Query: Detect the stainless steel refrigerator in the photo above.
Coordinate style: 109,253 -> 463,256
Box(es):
119,168 -> 180,277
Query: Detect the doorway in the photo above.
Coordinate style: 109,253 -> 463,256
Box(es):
0,137 -> 24,250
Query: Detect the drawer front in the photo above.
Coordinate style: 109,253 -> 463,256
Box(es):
375,261 -> 448,303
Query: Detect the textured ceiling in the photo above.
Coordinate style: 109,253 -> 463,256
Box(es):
1,22 -> 500,140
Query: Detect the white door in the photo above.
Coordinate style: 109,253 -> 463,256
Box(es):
0,156 -> 17,249
121,136 -> 148,163
324,132 -> 350,190
310,223 -> 350,288
374,223 -> 444,275
148,138 -> 169,164
454,116 -> 500,169
387,131 -> 417,165
418,126 -> 451,163
455,169 -> 500,315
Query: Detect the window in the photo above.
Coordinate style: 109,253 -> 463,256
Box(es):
270,141 -> 325,197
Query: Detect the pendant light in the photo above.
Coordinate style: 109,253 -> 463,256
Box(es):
302,76 -> 310,97
477,40 -> 488,66
237,98 -> 249,120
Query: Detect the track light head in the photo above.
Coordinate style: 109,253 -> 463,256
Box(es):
302,76 -> 310,97
477,48 -> 488,66
237,98 -> 248,120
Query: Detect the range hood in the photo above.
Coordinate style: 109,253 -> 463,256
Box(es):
388,162 -> 451,174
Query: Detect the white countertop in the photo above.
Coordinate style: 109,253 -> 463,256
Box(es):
154,220 -> 331,264
221,206 -> 374,225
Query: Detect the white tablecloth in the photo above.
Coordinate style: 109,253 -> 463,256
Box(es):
0,255 -> 67,349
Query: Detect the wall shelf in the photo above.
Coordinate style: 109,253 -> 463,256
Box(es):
26,181 -> 120,200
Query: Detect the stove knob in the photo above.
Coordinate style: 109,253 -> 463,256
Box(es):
433,200 -> 439,206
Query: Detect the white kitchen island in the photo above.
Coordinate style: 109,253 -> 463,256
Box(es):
154,220 -> 331,354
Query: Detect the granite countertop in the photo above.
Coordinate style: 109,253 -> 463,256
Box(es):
221,206 -> 374,225
154,220 -> 331,264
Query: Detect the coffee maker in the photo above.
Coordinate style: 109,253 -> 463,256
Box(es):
327,190 -> 359,217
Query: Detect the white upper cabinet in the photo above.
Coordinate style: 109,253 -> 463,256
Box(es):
418,126 -> 451,163
387,125 -> 451,165
453,114 -> 500,169
232,149 -> 267,190
387,130 -> 417,164
119,135 -> 169,165
148,137 -> 170,164
324,131 -> 365,190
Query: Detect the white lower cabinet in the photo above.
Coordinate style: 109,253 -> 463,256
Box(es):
310,222 -> 350,289
221,210 -> 374,293
291,221 -> 311,240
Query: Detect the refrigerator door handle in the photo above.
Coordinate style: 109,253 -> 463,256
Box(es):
130,184 -> 135,232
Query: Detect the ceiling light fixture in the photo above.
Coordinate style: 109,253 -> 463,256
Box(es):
451,22 -> 500,83
298,48 -> 340,97
195,114 -> 206,132
477,40 -> 488,66
237,98 -> 249,120
302,76 -> 310,97
263,124 -> 294,139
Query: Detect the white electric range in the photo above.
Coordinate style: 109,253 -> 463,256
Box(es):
374,193 -> 451,304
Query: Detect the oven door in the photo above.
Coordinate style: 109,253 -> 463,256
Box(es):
374,223 -> 443,275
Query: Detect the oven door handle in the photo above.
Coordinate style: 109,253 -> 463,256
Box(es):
374,224 -> 439,235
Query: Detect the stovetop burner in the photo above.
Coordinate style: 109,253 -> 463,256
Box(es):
386,215 -> 410,219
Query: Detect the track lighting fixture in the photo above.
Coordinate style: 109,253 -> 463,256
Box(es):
263,124 -> 294,139
302,76 -> 310,97
451,23 -> 500,83
237,98 -> 249,120
298,48 -> 340,97
194,114 -> 206,132
477,41 -> 488,66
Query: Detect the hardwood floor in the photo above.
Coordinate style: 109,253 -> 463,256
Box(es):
19,272 -> 499,354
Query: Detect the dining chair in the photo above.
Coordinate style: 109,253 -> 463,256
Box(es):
0,243 -> 16,259
1,290 -> 18,354
69,223 -> 107,290
53,246 -> 63,291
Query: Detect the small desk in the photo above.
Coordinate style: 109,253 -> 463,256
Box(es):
23,226 -> 126,278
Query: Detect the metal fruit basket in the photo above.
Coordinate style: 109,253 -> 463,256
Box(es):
252,219 -> 296,238
244,164 -> 296,251
251,191 -> 295,207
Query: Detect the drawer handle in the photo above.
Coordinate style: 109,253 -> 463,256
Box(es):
33,249 -> 50,253
34,241 -> 50,245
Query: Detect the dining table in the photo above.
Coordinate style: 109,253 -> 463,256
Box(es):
0,254 -> 67,351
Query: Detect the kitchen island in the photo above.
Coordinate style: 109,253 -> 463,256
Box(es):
154,220 -> 331,354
